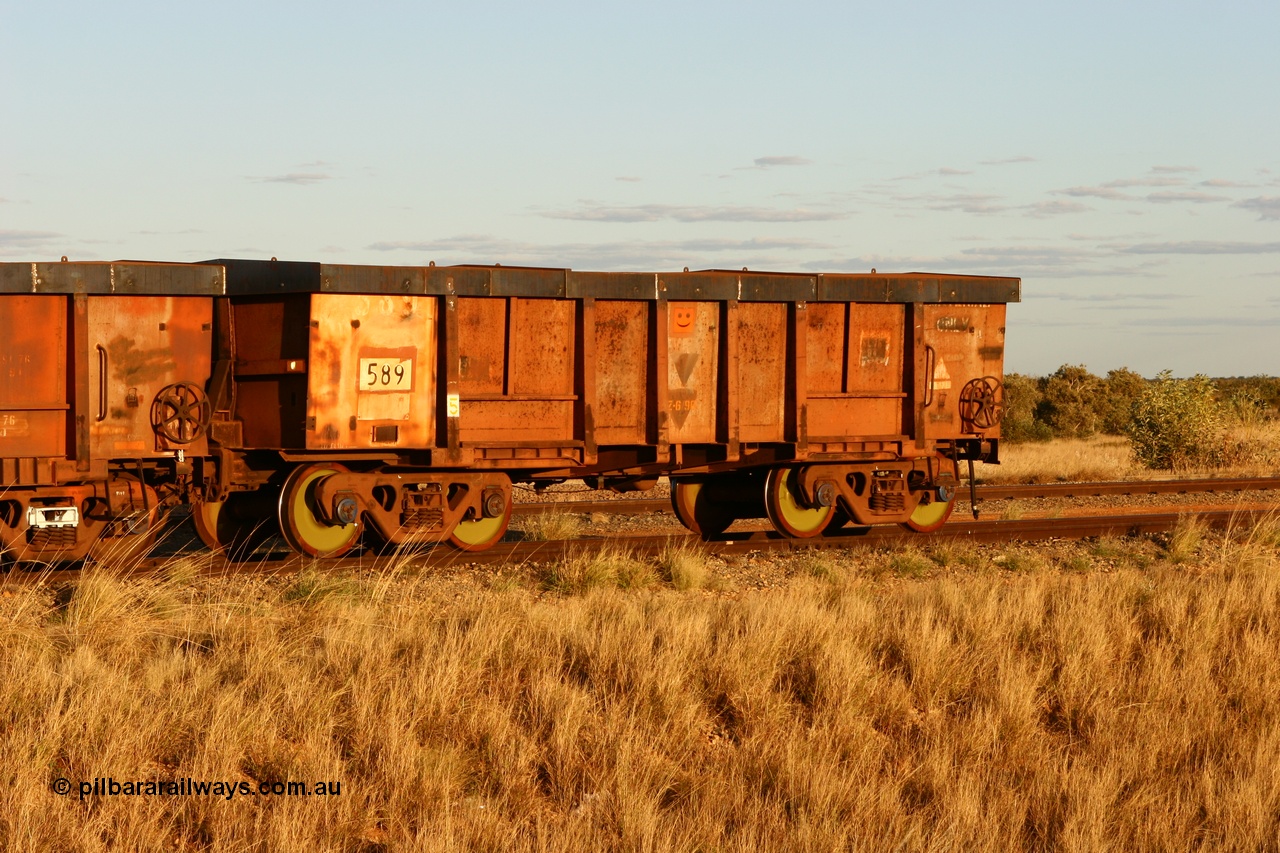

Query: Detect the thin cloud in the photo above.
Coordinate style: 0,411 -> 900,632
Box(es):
1024,200 -> 1090,217
1201,178 -> 1256,188
1145,191 -> 1230,204
1150,165 -> 1199,174
937,167 -> 973,176
0,229 -> 62,248
250,173 -> 333,185
615,176 -> 642,182
979,156 -> 1035,166
1040,291 -> 1187,302
1055,186 -> 1136,201
752,156 -> 812,168
1233,196 -> 1280,221
540,203 -> 844,223
1102,177 -> 1186,188
1131,314 -> 1279,328
924,193 -> 1004,213
1119,240 -> 1280,254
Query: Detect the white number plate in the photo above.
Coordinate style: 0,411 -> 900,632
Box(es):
359,358 -> 413,391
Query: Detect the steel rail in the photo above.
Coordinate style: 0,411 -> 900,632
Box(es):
511,476 -> 1280,517
6,503 -> 1275,585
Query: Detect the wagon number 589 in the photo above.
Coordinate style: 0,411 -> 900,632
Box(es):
359,358 -> 413,392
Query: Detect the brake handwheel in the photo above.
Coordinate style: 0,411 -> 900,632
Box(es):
959,376 -> 1004,430
151,381 -> 212,444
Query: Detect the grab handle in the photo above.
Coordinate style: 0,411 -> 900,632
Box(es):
923,345 -> 936,407
96,345 -> 108,422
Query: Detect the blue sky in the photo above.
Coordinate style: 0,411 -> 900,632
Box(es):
3,0 -> 1277,376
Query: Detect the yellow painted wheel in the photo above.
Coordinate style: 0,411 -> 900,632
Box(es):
278,464 -> 361,557
670,479 -> 735,539
764,467 -> 833,539
449,495 -> 511,552
901,456 -> 959,533
192,494 -> 271,558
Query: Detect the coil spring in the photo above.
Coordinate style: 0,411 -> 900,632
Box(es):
27,527 -> 78,548
401,508 -> 445,532
869,492 -> 906,513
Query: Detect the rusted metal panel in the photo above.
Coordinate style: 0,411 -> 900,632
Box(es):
305,294 -> 436,450
659,273 -> 737,301
510,299 -> 576,396
0,295 -> 67,458
736,302 -> 788,442
456,297 -> 577,444
86,296 -> 213,458
460,400 -> 575,442
666,301 -> 719,444
568,272 -> 655,300
0,261 -> 224,295
805,301 -> 905,440
740,273 -> 817,302
920,303 -> 1007,439
805,302 -> 846,394
230,296 -> 310,448
593,300 -> 649,445
457,298 -> 507,395
817,273 -> 1020,304
212,258 -> 1019,305
213,259 -> 428,296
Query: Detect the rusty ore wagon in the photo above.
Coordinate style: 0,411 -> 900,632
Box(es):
0,258 -> 1017,562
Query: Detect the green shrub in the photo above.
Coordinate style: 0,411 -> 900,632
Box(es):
1099,367 -> 1146,435
1000,373 -> 1053,443
1036,364 -> 1102,438
1126,371 -> 1223,470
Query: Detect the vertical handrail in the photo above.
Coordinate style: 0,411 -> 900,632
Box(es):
923,345 -> 936,407
96,345 -> 108,421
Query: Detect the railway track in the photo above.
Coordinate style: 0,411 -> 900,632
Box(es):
4,478 -> 1278,585
511,475 -> 1280,517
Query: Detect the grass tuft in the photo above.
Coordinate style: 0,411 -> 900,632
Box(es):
656,541 -> 711,590
517,511 -> 586,541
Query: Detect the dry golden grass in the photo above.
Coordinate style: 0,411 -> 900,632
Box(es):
980,423 -> 1280,484
977,435 -> 1144,484
513,510 -> 587,541
4,527 -> 1280,851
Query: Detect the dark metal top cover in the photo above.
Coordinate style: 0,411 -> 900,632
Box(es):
0,261 -> 226,295
206,258 -> 1021,303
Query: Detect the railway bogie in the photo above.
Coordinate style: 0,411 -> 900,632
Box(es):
1,258 -> 1017,562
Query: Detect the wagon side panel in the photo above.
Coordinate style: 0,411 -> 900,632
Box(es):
457,297 -> 577,444
920,303 -> 1007,440
736,302 -> 788,443
0,295 -> 67,462
86,296 -> 213,458
305,293 -> 436,450
593,300 -> 649,446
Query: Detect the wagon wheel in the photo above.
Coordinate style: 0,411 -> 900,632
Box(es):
277,464 -> 362,557
959,376 -> 1004,431
192,493 -> 273,559
764,467 -> 834,539
901,455 -> 959,533
151,382 -> 212,445
450,488 -> 512,552
671,479 -> 735,540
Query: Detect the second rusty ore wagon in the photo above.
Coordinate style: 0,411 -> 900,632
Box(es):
0,259 -> 1017,561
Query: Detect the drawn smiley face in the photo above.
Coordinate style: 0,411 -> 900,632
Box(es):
671,304 -> 696,337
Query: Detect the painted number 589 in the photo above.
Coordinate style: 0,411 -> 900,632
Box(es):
359,358 -> 412,391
